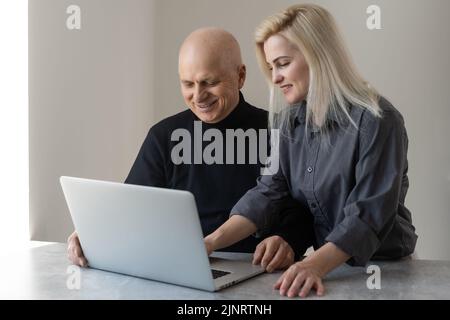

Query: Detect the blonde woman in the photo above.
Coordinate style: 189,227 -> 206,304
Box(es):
205,4 -> 417,298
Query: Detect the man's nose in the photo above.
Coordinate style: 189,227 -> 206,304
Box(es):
193,85 -> 207,103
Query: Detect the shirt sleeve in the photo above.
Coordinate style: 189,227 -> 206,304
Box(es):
230,150 -> 292,236
325,107 -> 409,266
270,198 -> 315,260
124,128 -> 167,187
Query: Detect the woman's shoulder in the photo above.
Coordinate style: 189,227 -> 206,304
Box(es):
379,96 -> 404,119
352,95 -> 408,147
359,96 -> 406,129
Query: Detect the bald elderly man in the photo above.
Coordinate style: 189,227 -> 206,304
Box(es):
67,28 -> 313,272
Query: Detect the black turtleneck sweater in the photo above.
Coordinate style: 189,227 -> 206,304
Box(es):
125,93 -> 313,254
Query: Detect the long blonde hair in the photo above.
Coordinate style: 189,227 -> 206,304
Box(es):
255,4 -> 381,132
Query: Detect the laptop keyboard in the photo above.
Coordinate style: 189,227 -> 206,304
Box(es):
211,269 -> 231,279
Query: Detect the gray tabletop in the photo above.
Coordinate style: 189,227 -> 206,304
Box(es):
1,242 -> 449,300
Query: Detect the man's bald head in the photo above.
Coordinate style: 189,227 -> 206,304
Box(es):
179,27 -> 243,72
178,28 -> 246,124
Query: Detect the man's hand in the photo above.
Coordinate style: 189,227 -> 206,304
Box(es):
67,231 -> 88,267
252,235 -> 295,272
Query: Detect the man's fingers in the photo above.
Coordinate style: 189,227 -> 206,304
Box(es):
79,257 -> 88,267
252,242 -> 266,265
73,234 -> 81,247
274,274 -> 283,290
67,231 -> 88,267
68,243 -> 77,261
68,231 -> 78,243
74,245 -> 83,258
266,241 -> 296,272
68,247 -> 80,265
260,241 -> 278,268
266,247 -> 286,273
282,250 -> 295,268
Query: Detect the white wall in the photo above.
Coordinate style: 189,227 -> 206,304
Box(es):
29,0 -> 450,260
0,0 -> 29,253
29,0 -> 156,241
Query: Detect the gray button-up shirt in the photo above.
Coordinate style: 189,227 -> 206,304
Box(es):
231,97 -> 418,266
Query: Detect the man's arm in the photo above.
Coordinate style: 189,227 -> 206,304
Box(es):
125,128 -> 167,187
251,198 -> 314,272
270,198 -> 315,260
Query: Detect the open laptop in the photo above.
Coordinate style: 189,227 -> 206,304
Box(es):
60,176 -> 264,291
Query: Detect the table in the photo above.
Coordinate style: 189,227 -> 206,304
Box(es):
1,242 -> 449,299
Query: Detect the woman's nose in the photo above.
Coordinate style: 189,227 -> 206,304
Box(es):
272,71 -> 283,84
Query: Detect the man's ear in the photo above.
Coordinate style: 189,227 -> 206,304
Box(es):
237,64 -> 246,89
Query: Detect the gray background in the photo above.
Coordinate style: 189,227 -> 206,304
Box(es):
29,0 -> 450,260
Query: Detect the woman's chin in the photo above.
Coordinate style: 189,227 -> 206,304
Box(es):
285,96 -> 299,105
285,94 -> 305,106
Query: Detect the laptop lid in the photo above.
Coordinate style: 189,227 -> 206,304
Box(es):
60,176 -> 264,292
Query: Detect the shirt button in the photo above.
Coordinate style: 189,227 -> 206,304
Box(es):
307,167 -> 313,173
310,202 -> 317,209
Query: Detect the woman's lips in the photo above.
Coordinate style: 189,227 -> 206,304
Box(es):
281,85 -> 292,94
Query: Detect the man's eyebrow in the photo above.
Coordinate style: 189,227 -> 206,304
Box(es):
181,77 -> 217,83
199,75 -> 217,82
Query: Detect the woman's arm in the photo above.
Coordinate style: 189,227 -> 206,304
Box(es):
302,242 -> 350,277
204,215 -> 257,255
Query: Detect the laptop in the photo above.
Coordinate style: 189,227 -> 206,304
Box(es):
60,176 -> 265,292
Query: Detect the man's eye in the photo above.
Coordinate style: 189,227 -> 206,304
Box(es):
183,82 -> 194,87
278,62 -> 289,68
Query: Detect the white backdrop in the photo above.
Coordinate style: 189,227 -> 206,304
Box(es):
28,0 -> 450,260
0,0 -> 28,253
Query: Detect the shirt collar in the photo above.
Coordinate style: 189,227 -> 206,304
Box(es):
197,91 -> 248,129
292,100 -> 351,130
292,100 -> 307,127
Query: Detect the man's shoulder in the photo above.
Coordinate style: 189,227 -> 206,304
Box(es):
244,101 -> 268,116
150,109 -> 194,136
242,101 -> 268,126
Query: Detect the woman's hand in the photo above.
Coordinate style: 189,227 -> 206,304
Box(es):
274,260 -> 325,298
204,236 -> 215,256
273,242 -> 351,298
204,215 -> 258,255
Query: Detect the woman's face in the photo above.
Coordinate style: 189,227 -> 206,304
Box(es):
264,34 -> 309,104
